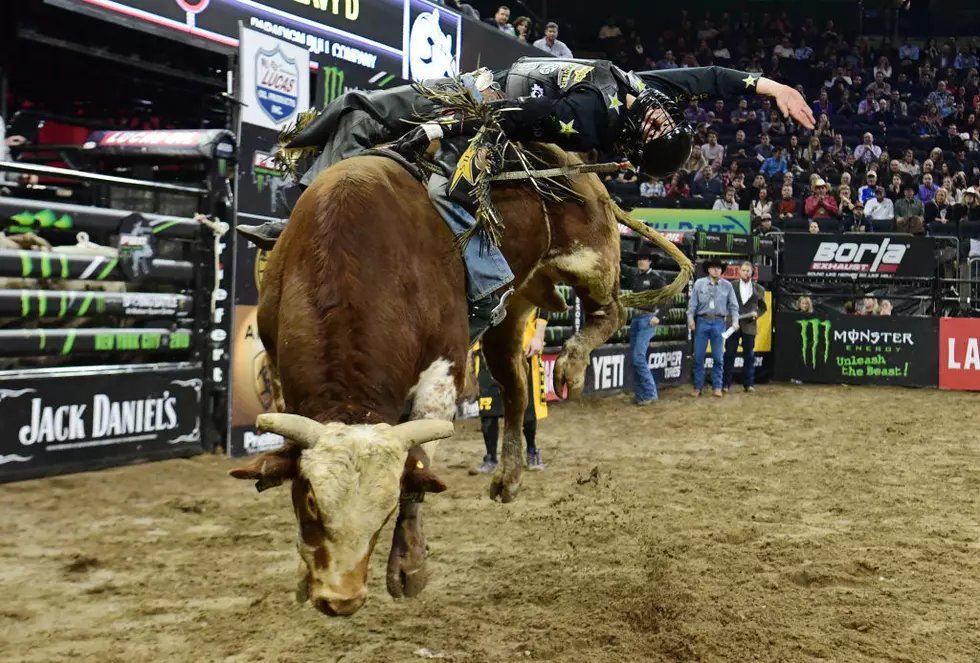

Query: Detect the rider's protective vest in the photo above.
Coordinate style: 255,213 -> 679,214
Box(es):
502,57 -> 640,143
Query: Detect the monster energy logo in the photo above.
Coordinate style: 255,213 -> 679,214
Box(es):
726,234 -> 734,252
9,209 -> 73,233
323,66 -> 346,104
798,318 -> 832,367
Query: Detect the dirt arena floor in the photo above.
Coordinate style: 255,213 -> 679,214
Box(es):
2,384 -> 979,663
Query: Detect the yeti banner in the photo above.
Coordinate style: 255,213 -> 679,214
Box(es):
774,312 -> 938,387
0,365 -> 203,483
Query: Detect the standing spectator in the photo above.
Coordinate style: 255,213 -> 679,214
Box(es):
701,131 -> 725,168
640,176 -> 666,199
723,261 -> 767,394
485,6 -> 515,36
865,187 -> 895,225
919,173 -> 940,204
693,166 -> 723,200
512,16 -> 531,43
778,185 -> 798,219
688,258 -> 740,398
858,171 -> 879,203
533,23 -> 573,58
806,178 -> 839,218
623,248 -> 666,406
750,187 -> 773,224
712,186 -> 740,211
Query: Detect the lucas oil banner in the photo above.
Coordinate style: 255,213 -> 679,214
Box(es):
774,312 -> 938,387
0,365 -> 203,483
239,26 -> 311,130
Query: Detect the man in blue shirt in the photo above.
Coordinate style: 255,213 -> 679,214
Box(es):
760,147 -> 788,179
687,257 -> 740,397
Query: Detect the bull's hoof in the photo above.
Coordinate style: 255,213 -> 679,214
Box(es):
488,467 -> 523,503
554,354 -> 587,399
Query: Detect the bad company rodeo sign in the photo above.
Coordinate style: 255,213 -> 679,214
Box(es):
0,367 -> 203,483
774,312 -> 938,387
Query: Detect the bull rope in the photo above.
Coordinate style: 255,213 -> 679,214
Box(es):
193,214 -> 229,316
611,204 -> 694,309
491,161 -> 629,181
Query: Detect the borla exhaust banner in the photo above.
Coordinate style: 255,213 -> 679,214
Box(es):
782,234 -> 936,280
774,312 -> 938,387
240,26 -> 310,130
0,366 -> 203,483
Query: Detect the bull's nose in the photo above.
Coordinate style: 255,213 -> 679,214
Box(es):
313,590 -> 367,617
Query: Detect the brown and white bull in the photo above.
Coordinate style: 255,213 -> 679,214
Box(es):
230,146 -> 691,616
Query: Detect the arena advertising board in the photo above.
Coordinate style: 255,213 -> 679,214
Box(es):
60,0 -> 465,81
240,27 -> 311,130
542,341 -> 689,401
630,209 -> 752,235
781,234 -> 936,280
939,317 -> 980,391
774,312 -> 939,387
0,365 -> 203,483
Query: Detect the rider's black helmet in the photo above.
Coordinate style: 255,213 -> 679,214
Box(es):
622,87 -> 694,177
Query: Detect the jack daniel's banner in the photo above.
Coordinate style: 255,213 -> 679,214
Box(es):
782,234 -> 936,280
0,365 -> 204,483
774,312 -> 938,387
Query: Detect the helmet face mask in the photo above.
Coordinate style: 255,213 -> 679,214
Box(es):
622,88 -> 695,178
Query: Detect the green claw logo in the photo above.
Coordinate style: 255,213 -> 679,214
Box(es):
10,209 -> 73,231
798,318 -> 832,367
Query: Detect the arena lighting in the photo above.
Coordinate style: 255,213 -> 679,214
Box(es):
77,0 -> 238,46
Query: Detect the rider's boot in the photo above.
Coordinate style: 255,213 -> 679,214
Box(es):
237,220 -> 287,250
468,286 -> 515,346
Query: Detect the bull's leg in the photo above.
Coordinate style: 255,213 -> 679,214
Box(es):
481,297 -> 535,503
554,284 -> 625,400
387,359 -> 457,599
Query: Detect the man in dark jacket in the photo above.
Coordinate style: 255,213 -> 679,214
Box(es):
239,59 -> 813,344
622,247 -> 667,405
723,261 -> 768,393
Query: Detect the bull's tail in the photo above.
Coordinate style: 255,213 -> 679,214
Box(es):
611,204 -> 694,309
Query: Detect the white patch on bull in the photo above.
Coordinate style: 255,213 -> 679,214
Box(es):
409,358 -> 457,421
548,247 -> 604,280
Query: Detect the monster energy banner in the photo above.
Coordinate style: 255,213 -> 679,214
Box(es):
697,232 -> 776,257
774,312 -> 938,387
0,364 -> 203,483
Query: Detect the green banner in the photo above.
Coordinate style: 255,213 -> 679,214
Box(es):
630,209 -> 751,235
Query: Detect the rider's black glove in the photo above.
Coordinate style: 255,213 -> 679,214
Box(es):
392,125 -> 435,162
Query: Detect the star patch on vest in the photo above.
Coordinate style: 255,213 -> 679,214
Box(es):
558,64 -> 594,89
559,119 -> 578,135
450,141 -> 478,192
743,74 -> 758,89
608,94 -> 623,112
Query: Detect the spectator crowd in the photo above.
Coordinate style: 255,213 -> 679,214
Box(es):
590,9 -> 980,244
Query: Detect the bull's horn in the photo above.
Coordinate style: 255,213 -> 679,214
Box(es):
255,413 -> 324,449
391,420 -> 455,450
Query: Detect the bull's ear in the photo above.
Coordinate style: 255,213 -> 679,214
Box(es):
401,447 -> 448,494
229,444 -> 300,492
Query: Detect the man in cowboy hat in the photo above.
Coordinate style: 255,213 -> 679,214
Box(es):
687,256 -> 739,397
622,245 -> 667,405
